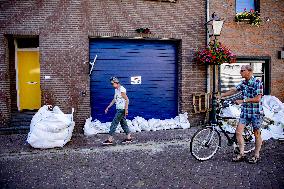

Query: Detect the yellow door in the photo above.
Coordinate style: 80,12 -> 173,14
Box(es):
17,51 -> 41,110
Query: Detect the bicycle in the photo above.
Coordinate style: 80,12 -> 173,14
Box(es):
190,99 -> 273,161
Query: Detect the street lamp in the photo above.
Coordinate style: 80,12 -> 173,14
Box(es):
206,13 -> 224,124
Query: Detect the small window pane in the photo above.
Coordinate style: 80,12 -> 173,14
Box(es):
17,38 -> 39,48
236,0 -> 255,13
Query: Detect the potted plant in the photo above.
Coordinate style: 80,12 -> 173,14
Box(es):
135,28 -> 151,34
235,8 -> 261,27
194,41 -> 236,65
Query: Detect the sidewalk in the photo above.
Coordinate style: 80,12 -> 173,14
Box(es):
0,128 -> 198,156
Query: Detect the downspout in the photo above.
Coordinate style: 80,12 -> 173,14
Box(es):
206,0 -> 210,94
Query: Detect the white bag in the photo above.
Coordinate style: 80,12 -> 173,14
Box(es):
27,107 -> 75,149
221,105 -> 241,118
84,118 -> 100,136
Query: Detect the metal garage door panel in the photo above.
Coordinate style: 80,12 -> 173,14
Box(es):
90,39 -> 178,122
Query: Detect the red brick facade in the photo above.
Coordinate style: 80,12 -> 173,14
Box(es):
1,0 -> 283,132
0,0 -> 207,131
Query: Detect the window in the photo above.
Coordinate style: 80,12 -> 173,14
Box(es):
220,58 -> 270,95
236,0 -> 259,13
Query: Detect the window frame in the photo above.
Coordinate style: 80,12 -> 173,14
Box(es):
235,0 -> 260,13
219,56 -> 271,95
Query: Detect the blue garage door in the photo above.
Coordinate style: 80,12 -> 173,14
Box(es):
90,39 -> 178,122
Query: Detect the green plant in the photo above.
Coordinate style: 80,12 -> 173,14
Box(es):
135,28 -> 151,34
235,8 -> 261,27
194,41 -> 236,65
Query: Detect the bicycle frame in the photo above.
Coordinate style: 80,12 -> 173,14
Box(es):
215,117 -> 237,146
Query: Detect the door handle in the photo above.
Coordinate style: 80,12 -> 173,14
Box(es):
26,81 -> 38,85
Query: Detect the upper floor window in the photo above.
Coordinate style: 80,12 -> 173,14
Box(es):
236,0 -> 257,13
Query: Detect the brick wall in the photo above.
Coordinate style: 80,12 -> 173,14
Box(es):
0,0 -> 207,131
209,0 -> 284,101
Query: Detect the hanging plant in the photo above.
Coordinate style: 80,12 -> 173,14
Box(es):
194,41 -> 236,65
235,8 -> 261,27
135,28 -> 151,34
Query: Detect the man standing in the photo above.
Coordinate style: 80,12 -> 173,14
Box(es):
103,77 -> 132,145
220,65 -> 264,164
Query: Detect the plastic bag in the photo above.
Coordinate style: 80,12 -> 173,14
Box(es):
27,106 -> 75,149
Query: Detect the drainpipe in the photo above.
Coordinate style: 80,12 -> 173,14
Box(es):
206,0 -> 210,94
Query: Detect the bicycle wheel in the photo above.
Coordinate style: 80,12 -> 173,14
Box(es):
233,126 -> 255,154
190,127 -> 221,161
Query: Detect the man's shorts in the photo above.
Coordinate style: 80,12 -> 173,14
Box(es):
239,115 -> 264,131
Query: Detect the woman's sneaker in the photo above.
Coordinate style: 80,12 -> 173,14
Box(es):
102,140 -> 113,145
122,138 -> 133,144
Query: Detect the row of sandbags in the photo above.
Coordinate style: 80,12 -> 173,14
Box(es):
84,113 -> 191,136
26,106 -> 75,149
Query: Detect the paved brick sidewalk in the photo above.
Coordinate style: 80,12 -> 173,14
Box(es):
0,128 -> 198,155
0,128 -> 283,188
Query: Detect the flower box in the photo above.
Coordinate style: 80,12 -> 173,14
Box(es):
235,8 -> 261,27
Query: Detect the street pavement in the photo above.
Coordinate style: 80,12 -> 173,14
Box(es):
0,128 -> 283,189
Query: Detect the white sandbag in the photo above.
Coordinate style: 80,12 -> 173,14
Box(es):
148,118 -> 157,131
221,123 -> 236,133
221,105 -> 241,118
132,118 -> 141,132
136,116 -> 150,131
180,122 -> 190,129
263,106 -> 274,120
116,123 -> 123,133
27,107 -> 75,149
127,119 -> 136,132
273,111 -> 284,125
159,120 -> 168,130
176,113 -> 191,129
179,112 -> 189,123
128,119 -> 140,132
269,124 -> 284,139
154,119 -> 163,131
166,118 -> 177,129
84,118 -> 99,136
261,129 -> 273,141
262,95 -> 284,113
132,116 -> 149,131
101,122 -> 112,133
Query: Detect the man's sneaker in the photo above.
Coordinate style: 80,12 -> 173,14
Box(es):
102,140 -> 113,145
122,138 -> 133,144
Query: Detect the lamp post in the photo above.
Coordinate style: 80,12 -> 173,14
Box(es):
206,13 -> 224,124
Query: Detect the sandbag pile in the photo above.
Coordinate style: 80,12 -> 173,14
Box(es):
220,95 -> 284,140
27,105 -> 75,149
84,113 -> 190,136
